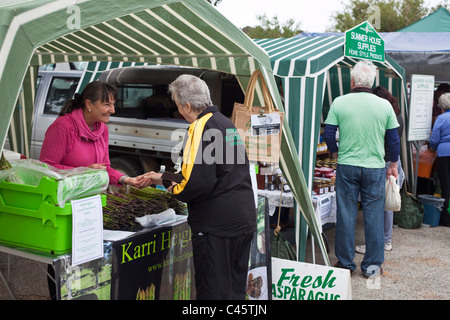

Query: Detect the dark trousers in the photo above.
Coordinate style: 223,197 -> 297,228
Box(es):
192,232 -> 253,300
438,156 -> 450,226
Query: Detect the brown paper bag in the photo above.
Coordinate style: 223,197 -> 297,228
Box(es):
231,70 -> 284,164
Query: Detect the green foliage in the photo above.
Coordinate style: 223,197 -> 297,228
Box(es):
242,14 -> 303,39
329,0 -> 449,32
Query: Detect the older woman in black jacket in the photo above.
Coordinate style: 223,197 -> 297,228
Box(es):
145,74 -> 256,300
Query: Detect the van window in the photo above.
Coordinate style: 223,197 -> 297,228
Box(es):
115,84 -> 175,119
44,77 -> 80,115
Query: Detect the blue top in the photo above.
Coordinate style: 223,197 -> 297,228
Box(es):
430,110 -> 450,157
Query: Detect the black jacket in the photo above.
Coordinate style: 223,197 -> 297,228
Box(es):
171,106 -> 256,237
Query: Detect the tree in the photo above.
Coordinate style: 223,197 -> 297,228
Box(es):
329,0 -> 443,32
242,14 -> 303,39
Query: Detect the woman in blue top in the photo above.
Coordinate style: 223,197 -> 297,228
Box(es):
429,92 -> 450,227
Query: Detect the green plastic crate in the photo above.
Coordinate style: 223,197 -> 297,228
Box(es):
0,177 -> 106,255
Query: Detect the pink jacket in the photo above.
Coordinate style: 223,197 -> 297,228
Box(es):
39,108 -> 123,186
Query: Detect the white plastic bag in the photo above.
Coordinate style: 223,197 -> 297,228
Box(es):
135,208 -> 176,227
2,159 -> 109,207
385,175 -> 401,211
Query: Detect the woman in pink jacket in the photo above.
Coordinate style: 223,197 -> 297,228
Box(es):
39,81 -> 145,188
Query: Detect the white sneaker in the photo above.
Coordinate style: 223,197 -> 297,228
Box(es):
355,245 -> 366,254
356,243 -> 392,253
384,242 -> 392,251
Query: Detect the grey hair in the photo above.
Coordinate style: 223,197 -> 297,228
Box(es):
168,74 -> 212,112
438,92 -> 450,111
351,60 -> 377,87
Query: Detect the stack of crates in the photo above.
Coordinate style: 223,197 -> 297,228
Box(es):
0,176 -> 106,255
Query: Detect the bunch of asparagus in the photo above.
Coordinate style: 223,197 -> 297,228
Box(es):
103,187 -> 186,231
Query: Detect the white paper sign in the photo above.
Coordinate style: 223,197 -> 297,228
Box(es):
408,74 -> 435,141
71,195 -> 104,266
271,257 -> 352,300
251,113 -> 281,136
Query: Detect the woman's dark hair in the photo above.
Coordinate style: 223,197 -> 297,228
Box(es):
373,86 -> 400,115
59,81 -> 117,116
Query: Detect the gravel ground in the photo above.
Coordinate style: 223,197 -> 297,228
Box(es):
304,212 -> 450,300
1,211 -> 449,300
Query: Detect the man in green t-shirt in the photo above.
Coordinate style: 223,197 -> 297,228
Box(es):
324,60 -> 400,278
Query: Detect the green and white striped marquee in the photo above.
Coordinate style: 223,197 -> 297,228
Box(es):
0,0 -> 329,264
255,36 -> 411,261
255,36 -> 412,192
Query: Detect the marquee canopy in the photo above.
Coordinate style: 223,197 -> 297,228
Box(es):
0,0 -> 328,264
255,36 -> 411,191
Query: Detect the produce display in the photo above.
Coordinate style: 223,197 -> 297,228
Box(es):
0,155 -> 109,207
314,157 -> 337,195
1,151 -> 187,232
103,187 -> 187,231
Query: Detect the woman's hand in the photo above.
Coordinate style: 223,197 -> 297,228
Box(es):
142,172 -> 163,185
88,163 -> 107,170
167,181 -> 177,193
124,176 -> 150,188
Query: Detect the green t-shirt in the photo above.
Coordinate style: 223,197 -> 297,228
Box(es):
324,92 -> 399,168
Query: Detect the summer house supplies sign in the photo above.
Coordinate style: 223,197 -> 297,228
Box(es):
271,258 -> 352,300
345,21 -> 385,63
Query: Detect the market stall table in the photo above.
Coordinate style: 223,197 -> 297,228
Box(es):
257,189 -> 336,258
257,189 -> 294,214
256,189 -> 336,227
0,194 -> 273,300
0,217 -> 195,300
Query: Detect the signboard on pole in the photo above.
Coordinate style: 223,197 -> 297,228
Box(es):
345,21 -> 385,62
408,74 -> 435,141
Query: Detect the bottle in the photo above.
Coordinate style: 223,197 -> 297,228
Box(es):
156,165 -> 166,191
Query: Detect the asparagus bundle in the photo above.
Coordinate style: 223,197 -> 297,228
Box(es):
103,187 -> 186,231
128,187 -> 187,214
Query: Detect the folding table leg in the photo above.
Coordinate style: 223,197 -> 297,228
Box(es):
0,268 -> 15,300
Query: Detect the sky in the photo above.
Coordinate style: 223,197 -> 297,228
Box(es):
216,0 -> 446,33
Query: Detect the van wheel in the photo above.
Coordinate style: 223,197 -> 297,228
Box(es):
110,156 -> 144,177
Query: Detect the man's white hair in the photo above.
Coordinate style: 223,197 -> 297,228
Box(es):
351,60 -> 377,88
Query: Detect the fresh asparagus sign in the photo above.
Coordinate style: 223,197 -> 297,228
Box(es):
345,21 -> 385,62
271,258 -> 352,300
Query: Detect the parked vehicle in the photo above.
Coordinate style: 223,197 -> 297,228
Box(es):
29,64 -> 245,177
